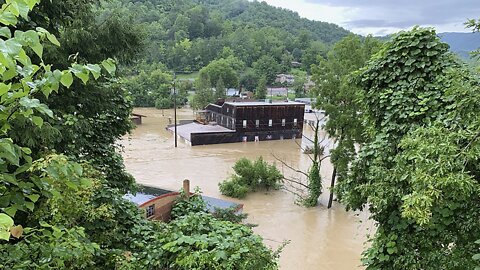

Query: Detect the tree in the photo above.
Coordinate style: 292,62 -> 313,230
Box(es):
253,55 -> 281,84
240,69 -> 259,92
191,88 -> 214,110
198,57 -> 240,88
255,76 -> 268,99
311,34 -> 382,207
215,76 -> 227,100
339,27 -> 480,269
0,3 -> 281,269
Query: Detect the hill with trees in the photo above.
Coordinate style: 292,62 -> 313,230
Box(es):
100,0 -> 351,107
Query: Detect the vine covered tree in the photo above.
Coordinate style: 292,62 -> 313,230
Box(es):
311,34 -> 382,206
339,27 -> 480,269
255,76 -> 268,99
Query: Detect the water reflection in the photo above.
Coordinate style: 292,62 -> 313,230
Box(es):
120,108 -> 372,270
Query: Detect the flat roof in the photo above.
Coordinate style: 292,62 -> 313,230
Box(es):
168,122 -> 235,142
224,101 -> 305,107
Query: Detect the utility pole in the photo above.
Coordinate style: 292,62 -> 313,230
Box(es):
173,72 -> 177,148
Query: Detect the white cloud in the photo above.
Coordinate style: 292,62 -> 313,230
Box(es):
258,0 -> 478,35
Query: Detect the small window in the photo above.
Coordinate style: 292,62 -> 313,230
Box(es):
269,119 -> 273,127
227,108 -> 229,113
146,204 -> 155,218
243,120 -> 247,128
294,118 -> 298,127
256,120 -> 260,128
282,119 -> 286,127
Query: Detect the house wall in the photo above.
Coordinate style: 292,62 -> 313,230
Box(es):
139,192 -> 180,222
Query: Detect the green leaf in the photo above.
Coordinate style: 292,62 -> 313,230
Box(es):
24,201 -> 34,211
26,194 -> 40,203
31,116 -> 43,127
31,42 -> 43,58
75,71 -> 90,84
101,59 -> 116,75
0,27 -> 11,38
0,231 -> 10,241
60,72 -> 73,88
86,64 -> 101,79
3,206 -> 16,218
46,33 -> 60,46
0,83 -> 11,96
0,213 -> 14,228
0,11 -> 17,26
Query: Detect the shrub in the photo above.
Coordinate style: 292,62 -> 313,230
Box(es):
219,177 -> 250,199
219,157 -> 283,198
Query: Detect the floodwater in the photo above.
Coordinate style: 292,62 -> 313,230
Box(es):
120,108 -> 373,270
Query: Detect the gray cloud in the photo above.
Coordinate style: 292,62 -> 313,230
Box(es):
305,0 -> 480,30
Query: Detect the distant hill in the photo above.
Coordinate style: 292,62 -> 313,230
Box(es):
192,0 -> 350,43
438,32 -> 480,59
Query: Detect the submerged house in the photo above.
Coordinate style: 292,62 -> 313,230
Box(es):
170,101 -> 305,146
125,180 -> 242,221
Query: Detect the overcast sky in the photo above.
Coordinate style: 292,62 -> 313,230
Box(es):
258,0 -> 480,36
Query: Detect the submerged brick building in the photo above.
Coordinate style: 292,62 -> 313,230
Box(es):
171,101 -> 305,146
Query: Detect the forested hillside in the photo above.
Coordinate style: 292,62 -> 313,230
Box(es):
98,0 -> 351,106
108,0 -> 349,71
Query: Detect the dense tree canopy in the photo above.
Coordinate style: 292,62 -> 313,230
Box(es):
338,27 -> 480,269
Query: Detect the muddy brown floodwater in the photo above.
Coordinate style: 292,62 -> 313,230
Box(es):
120,108 -> 373,270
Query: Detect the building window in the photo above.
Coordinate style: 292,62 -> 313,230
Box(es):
269,119 -> 273,127
294,118 -> 298,127
282,119 -> 286,127
256,120 -> 260,128
146,204 -> 155,218
227,108 -> 229,113
243,120 -> 247,128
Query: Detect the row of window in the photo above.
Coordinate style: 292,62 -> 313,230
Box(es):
242,119 -> 298,128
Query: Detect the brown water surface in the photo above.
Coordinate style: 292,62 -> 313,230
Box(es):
120,108 -> 373,270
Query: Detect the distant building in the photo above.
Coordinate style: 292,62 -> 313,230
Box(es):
275,74 -> 295,84
291,61 -> 302,68
267,87 -> 289,97
226,88 -> 240,97
170,101 -> 305,146
131,113 -> 146,125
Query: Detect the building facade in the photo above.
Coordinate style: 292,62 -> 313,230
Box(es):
197,101 -> 305,145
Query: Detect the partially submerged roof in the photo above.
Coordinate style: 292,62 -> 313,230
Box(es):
125,185 -> 242,212
168,122 -> 235,142
125,185 -> 172,206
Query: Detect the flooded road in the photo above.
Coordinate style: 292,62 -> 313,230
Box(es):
120,108 -> 373,270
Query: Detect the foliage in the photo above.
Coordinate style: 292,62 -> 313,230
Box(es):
253,55 -> 281,84
338,27 -> 480,269
191,88 -> 214,110
171,191 -> 207,219
255,76 -> 268,99
125,67 -> 173,107
311,35 -> 382,193
212,206 -> 249,225
219,157 -> 283,198
160,211 -> 280,270
302,120 -> 323,207
1,3 -> 281,270
198,57 -> 241,88
214,76 -> 226,100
